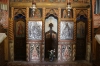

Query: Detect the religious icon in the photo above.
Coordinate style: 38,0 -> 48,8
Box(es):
16,20 -> 25,37
77,21 -> 85,38
61,9 -> 73,18
28,21 -> 42,40
34,9 -> 41,18
29,8 -> 42,18
60,21 -> 74,40
62,10 -> 67,18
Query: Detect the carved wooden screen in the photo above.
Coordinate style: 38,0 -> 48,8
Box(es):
14,8 -> 26,61
75,10 -> 87,60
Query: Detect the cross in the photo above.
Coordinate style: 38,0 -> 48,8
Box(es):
49,23 -> 53,30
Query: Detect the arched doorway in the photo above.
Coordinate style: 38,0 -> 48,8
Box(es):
44,9 -> 58,61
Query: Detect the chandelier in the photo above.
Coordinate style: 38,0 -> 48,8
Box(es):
30,0 -> 37,16
66,0 -> 72,17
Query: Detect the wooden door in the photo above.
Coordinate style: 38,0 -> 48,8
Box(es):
76,14 -> 87,60
45,15 -> 58,61
45,23 -> 58,59
14,9 -> 26,61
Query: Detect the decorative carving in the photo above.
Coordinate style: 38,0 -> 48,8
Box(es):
86,42 -> 91,61
9,40 -> 14,61
9,7 -> 15,61
42,45 -> 44,61
62,44 -> 72,61
30,44 -> 40,61
72,44 -> 76,61
14,8 -> 26,16
9,18 -> 14,40
26,44 -> 29,61
45,9 -> 58,18
86,8 -> 91,61
58,45 -> 61,61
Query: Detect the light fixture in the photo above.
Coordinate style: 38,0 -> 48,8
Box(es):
66,0 -> 72,17
30,0 -> 37,16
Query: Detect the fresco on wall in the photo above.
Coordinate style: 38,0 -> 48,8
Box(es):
30,44 -> 40,61
60,21 -> 74,40
62,44 -> 72,61
28,21 -> 42,40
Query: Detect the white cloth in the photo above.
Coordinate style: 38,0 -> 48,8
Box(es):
0,33 -> 7,43
95,34 -> 100,44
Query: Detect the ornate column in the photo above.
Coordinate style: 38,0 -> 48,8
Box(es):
86,8 -> 91,62
72,8 -> 76,61
26,7 -> 30,61
41,7 -> 45,61
58,7 -> 62,61
9,7 -> 14,61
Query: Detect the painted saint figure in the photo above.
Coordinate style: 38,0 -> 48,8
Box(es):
16,20 -> 25,37
62,10 -> 67,18
62,23 -> 70,39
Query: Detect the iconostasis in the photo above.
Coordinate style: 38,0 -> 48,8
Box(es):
9,0 -> 91,62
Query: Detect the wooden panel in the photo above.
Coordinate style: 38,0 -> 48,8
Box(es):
14,38 -> 26,60
0,23 -> 7,66
75,9 -> 87,60
76,39 -> 86,60
96,42 -> 100,61
0,41 -> 5,66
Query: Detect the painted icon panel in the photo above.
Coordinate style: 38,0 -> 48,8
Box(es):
28,21 -> 42,40
60,21 -> 74,40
